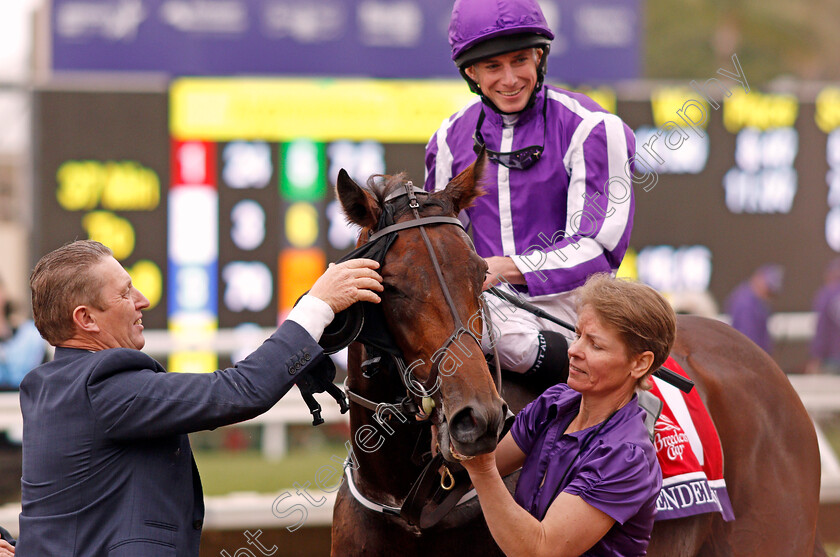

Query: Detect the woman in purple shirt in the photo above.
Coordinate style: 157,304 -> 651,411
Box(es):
461,274 -> 676,556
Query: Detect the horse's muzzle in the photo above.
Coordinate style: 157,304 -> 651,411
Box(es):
447,400 -> 508,457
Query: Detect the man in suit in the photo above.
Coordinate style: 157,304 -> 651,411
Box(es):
16,240 -> 382,556
0,525 -> 14,555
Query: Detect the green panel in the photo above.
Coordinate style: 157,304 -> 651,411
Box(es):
280,139 -> 326,201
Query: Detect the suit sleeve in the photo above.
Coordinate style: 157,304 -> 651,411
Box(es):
0,525 -> 15,546
87,320 -> 326,439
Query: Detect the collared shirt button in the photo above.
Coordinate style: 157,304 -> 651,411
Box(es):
503,129 -> 512,139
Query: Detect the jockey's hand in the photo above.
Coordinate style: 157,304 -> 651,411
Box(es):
482,256 -> 526,290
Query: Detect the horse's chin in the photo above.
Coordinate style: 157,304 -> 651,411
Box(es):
435,420 -> 476,463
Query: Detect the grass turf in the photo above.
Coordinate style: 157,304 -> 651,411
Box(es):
194,443 -> 350,496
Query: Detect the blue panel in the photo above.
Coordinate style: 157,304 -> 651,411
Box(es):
51,0 -> 640,84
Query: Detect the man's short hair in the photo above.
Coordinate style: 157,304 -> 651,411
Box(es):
30,240 -> 113,345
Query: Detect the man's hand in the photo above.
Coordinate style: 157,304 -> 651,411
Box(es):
482,256 -> 526,290
309,259 -> 384,313
0,539 -> 14,555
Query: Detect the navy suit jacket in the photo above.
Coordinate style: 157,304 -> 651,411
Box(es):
17,320 -> 324,556
0,524 -> 14,546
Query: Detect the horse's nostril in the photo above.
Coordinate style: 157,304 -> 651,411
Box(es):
450,407 -> 486,444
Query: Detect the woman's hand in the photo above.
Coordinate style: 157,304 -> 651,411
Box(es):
461,451 -> 497,477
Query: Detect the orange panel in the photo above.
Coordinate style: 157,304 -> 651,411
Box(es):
278,248 -> 327,320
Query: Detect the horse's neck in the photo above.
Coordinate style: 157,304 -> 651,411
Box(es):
346,345 -> 430,503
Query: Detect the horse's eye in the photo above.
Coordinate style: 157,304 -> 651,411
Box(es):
382,282 -> 405,298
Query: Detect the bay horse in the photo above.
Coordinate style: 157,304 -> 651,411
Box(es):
329,157 -> 824,556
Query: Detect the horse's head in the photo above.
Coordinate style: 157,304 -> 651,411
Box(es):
336,157 -> 507,461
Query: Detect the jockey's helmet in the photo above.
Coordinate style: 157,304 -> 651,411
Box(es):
448,0 -> 554,103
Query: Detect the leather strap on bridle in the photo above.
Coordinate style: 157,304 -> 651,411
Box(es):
400,453 -> 476,528
367,216 -> 465,242
341,180 -> 500,529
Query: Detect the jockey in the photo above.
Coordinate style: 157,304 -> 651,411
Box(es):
425,0 -> 637,390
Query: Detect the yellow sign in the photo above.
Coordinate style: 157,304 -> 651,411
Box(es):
583,87 -> 617,116
616,248 -> 638,281
816,87 -> 840,133
552,84 -> 617,114
127,259 -> 163,310
82,211 -> 136,260
169,352 -> 218,374
285,203 -> 319,249
170,78 -> 476,143
723,90 -> 798,133
56,160 -> 160,211
650,87 -> 710,130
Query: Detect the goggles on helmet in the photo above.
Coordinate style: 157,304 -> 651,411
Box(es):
472,99 -> 547,170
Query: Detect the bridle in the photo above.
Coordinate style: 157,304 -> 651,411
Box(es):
335,180 -> 501,414
335,179 -> 506,529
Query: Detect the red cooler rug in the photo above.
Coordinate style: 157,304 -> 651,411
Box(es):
649,357 -> 735,522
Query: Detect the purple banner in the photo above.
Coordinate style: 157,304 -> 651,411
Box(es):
51,0 -> 640,83
655,473 -> 735,522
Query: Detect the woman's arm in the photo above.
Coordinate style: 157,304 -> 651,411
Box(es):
494,432 -> 527,476
463,452 -> 614,557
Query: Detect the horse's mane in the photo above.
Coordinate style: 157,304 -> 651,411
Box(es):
365,172 -> 454,220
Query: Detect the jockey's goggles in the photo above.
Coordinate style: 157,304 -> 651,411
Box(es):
472,99 -> 547,170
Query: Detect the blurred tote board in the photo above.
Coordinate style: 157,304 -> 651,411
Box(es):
32,79 -> 840,370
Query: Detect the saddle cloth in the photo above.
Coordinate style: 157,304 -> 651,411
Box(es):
649,357 -> 735,521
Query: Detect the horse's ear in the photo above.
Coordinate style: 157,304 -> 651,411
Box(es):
438,150 -> 487,214
336,169 -> 381,229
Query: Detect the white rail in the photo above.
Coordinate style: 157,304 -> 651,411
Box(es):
786,375 -> 840,502
1,373 -> 839,538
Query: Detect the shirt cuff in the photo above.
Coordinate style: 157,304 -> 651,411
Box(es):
286,295 -> 335,342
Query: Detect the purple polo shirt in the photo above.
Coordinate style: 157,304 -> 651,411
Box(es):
725,282 -> 772,353
511,384 -> 661,556
811,282 -> 840,364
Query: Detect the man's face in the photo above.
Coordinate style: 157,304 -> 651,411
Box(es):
88,257 -> 150,350
466,48 -> 542,113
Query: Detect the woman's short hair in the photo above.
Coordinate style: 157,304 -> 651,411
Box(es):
575,274 -> 677,383
30,240 -> 113,345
